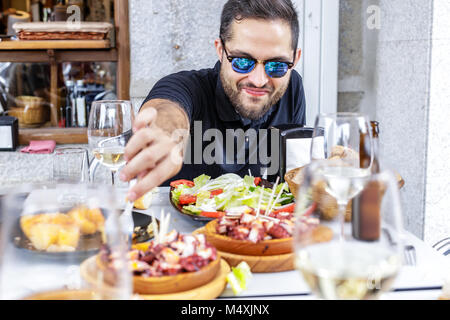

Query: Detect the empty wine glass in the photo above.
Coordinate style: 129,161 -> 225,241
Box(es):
87,100 -> 134,185
294,163 -> 404,299
0,183 -> 132,300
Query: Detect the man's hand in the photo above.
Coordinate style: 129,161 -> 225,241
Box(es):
119,101 -> 189,201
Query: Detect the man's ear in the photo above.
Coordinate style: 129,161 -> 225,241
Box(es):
293,48 -> 302,68
214,38 -> 223,62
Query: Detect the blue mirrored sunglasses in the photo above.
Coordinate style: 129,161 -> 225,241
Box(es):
221,39 -> 295,78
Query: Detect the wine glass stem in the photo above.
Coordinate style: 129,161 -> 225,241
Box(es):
111,170 -> 116,185
338,202 -> 348,241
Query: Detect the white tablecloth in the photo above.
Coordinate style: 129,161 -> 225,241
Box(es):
135,187 -> 450,300
2,186 -> 448,300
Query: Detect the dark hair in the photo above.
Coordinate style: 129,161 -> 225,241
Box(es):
220,0 -> 300,50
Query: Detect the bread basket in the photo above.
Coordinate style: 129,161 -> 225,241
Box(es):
285,165 -> 405,222
8,96 -> 48,126
285,165 -> 352,221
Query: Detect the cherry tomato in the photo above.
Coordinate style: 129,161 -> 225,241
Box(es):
200,211 -> 225,218
170,179 -> 195,188
272,203 -> 296,214
179,194 -> 197,205
210,189 -> 223,197
254,177 -> 261,186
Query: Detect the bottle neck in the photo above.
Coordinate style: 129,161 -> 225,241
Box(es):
370,121 -> 380,173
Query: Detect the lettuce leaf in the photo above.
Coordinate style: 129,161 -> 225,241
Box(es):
193,174 -> 211,188
182,205 -> 202,215
171,184 -> 191,204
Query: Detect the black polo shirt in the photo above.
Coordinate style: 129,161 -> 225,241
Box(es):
143,61 -> 306,185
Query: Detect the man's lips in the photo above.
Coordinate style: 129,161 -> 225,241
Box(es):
242,87 -> 270,97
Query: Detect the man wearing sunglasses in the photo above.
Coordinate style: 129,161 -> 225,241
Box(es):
121,0 -> 305,201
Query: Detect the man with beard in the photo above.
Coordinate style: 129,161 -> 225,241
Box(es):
121,0 -> 305,201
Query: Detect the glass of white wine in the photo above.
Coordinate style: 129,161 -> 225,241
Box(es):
294,161 -> 404,299
310,112 -> 373,238
88,100 -> 134,185
0,183 -> 133,300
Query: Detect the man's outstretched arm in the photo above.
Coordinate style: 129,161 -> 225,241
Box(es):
120,98 -> 190,201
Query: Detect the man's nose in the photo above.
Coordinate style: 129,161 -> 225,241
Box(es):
247,62 -> 269,88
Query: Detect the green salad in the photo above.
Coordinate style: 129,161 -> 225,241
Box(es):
170,173 -> 295,218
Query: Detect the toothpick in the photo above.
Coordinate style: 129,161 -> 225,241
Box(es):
255,185 -> 264,218
151,211 -> 159,244
163,212 -> 171,243
267,182 -> 286,215
248,169 -> 252,177
259,215 -> 280,223
159,209 -> 165,243
265,177 -> 279,216
160,209 -> 167,243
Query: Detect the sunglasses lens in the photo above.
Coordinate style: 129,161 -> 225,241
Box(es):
232,58 -> 255,73
265,61 -> 289,78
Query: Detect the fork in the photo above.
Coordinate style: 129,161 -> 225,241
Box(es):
382,228 -> 416,266
404,245 -> 417,266
120,179 -> 136,248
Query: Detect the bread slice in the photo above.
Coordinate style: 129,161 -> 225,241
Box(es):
67,206 -> 105,235
20,213 -> 80,251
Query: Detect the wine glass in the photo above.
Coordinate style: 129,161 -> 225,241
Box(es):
0,183 -> 133,300
294,162 -> 404,299
309,112 -> 373,237
87,100 -> 134,185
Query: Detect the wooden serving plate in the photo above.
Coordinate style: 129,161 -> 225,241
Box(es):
23,289 -> 97,300
195,222 -> 333,273
202,220 -> 293,256
80,255 -> 230,300
133,255 -> 220,294
95,242 -> 221,295
218,250 -> 294,273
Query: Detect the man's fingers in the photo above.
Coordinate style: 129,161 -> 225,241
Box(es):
132,107 -> 157,132
121,140 -> 171,182
127,156 -> 181,201
123,127 -> 157,162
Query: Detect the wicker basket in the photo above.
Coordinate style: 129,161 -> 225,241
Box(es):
15,96 -> 44,109
285,165 -> 404,222
8,96 -> 48,125
285,166 -> 352,221
13,22 -> 113,41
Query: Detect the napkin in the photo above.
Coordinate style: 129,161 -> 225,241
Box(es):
285,136 -> 325,172
21,140 -> 56,154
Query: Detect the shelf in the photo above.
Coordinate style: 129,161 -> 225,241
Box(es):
0,40 -> 110,50
19,128 -> 88,145
0,48 -> 118,62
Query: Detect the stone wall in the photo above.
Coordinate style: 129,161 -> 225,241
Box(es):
129,0 -> 225,110
375,0 -> 434,238
424,0 -> 450,245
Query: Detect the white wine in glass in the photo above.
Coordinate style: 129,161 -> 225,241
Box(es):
92,146 -> 126,171
294,163 -> 403,300
88,100 -> 134,184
